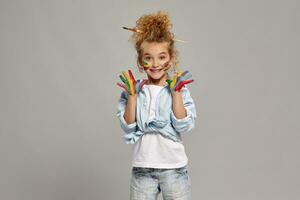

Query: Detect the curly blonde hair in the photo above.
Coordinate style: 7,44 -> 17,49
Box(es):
128,11 -> 179,72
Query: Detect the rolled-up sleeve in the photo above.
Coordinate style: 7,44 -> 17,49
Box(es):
116,91 -> 138,134
170,87 -> 197,133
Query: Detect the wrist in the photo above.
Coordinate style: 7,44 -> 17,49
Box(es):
171,90 -> 181,97
128,93 -> 137,99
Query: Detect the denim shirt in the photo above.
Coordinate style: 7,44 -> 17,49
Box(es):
116,82 -> 197,144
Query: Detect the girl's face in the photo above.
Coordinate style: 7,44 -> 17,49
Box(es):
140,41 -> 172,85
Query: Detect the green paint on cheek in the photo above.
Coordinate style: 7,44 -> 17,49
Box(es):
143,61 -> 150,68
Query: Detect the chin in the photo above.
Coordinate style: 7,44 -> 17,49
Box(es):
149,72 -> 165,80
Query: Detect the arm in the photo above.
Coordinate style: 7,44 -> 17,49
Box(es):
123,94 -> 137,124
116,70 -> 146,133
171,91 -> 187,119
170,87 -> 197,133
117,91 -> 138,134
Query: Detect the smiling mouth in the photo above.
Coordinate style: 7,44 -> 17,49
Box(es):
150,68 -> 162,73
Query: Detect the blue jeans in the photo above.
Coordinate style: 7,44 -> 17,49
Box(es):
130,165 -> 192,200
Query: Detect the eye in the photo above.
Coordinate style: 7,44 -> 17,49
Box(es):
144,56 -> 151,61
159,56 -> 166,60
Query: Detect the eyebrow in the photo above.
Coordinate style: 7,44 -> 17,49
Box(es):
143,52 -> 167,56
159,52 -> 167,55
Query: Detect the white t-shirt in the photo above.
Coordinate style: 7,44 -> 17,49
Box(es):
132,84 -> 188,168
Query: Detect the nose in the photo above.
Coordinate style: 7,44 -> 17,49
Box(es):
152,59 -> 159,68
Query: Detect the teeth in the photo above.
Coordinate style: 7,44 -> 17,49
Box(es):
151,69 -> 160,72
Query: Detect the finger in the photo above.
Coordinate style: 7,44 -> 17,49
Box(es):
175,79 -> 194,92
139,79 -> 147,90
177,70 -> 183,77
117,83 -> 129,93
180,71 -> 192,80
121,75 -> 131,92
175,71 -> 192,88
122,71 -> 130,81
180,70 -> 189,78
175,81 -> 185,92
170,75 -> 177,89
166,79 -> 172,86
180,79 -> 194,85
119,74 -> 127,84
128,70 -> 136,85
127,77 -> 135,95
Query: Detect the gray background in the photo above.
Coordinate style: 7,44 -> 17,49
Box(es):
1,0 -> 299,199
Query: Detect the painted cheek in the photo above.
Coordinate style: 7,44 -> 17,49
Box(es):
143,60 -> 151,68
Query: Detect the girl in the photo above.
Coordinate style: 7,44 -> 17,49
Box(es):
117,11 -> 196,200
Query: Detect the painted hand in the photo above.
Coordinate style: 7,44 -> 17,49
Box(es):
166,70 -> 194,92
117,69 -> 146,95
